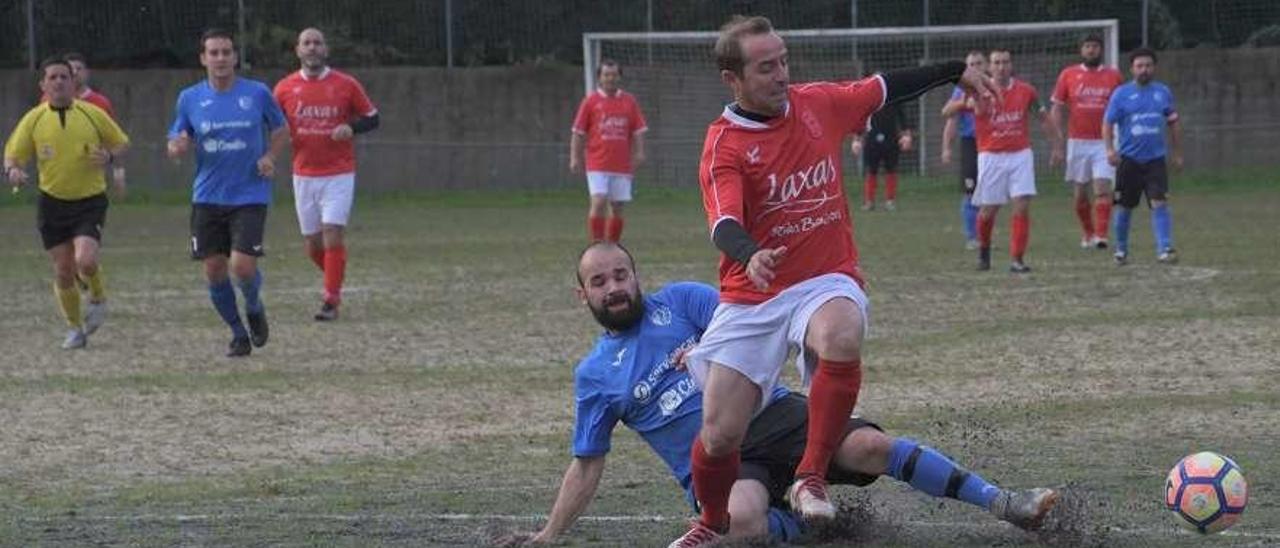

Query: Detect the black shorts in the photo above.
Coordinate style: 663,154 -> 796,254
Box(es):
739,392 -> 882,507
37,192 -> 108,250
959,137 -> 978,195
1115,157 -> 1168,209
862,137 -> 900,174
190,204 -> 268,260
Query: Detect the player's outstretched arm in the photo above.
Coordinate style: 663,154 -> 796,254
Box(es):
499,456 -> 606,545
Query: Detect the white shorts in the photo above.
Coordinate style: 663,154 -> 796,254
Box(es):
972,149 -> 1036,206
586,171 -> 633,202
1065,139 -> 1115,183
293,173 -> 355,235
685,273 -> 870,412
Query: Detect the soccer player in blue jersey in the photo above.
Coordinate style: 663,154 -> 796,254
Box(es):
1102,47 -> 1183,265
941,51 -> 987,250
167,29 -> 289,357
499,242 -> 1058,545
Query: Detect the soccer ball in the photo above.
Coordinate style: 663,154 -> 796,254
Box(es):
1165,451 -> 1248,534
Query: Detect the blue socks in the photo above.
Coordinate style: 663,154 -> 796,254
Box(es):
766,507 -> 805,542
961,196 -> 979,242
209,279 -> 247,338
1113,207 -> 1133,254
236,269 -> 264,315
887,438 -> 1001,510
1152,204 -> 1173,252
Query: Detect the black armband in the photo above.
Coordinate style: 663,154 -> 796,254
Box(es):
881,61 -> 966,106
712,218 -> 760,266
350,113 -> 380,134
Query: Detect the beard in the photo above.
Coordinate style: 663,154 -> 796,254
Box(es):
590,290 -> 645,332
1084,55 -> 1102,67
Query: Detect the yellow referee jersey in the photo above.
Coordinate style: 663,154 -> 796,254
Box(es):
4,99 -> 129,200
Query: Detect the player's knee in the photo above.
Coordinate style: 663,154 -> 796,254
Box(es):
75,256 -> 97,276
699,425 -> 745,457
839,429 -> 892,475
727,507 -> 768,538
808,320 -> 863,360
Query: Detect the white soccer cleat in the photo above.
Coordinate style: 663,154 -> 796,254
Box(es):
83,301 -> 107,335
1157,248 -> 1179,264
61,328 -> 87,350
965,239 -> 980,251
667,519 -> 724,548
990,487 -> 1059,530
884,200 -> 896,211
787,475 -> 836,520
1079,237 -> 1092,249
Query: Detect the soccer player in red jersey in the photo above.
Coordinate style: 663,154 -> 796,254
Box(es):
965,49 -> 1060,273
274,28 -> 379,321
669,16 -> 999,548
1050,35 -> 1124,249
570,60 -> 648,242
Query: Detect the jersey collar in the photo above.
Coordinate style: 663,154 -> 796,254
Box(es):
720,101 -> 789,129
596,88 -> 624,98
301,67 -> 332,81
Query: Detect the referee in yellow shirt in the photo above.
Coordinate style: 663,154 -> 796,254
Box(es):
4,57 -> 129,349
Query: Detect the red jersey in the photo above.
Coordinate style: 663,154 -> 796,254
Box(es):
699,78 -> 885,304
571,89 -> 647,174
273,68 -> 377,177
970,79 -> 1043,153
42,88 -> 115,118
1051,64 -> 1124,139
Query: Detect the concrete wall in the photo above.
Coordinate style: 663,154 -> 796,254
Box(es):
2,48 -> 1276,192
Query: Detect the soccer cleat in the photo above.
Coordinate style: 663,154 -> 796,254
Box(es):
990,487 -> 1059,530
861,202 -> 874,211
227,336 -> 252,357
61,329 -> 87,350
1009,261 -> 1032,274
246,310 -> 269,347
786,475 -> 836,520
1113,250 -> 1128,266
1079,237 -> 1092,249
1157,248 -> 1178,264
83,301 -> 107,336
666,520 -> 724,548
314,302 -> 339,322
1093,237 -> 1109,250
884,200 -> 896,211
977,247 -> 991,271
965,239 -> 980,251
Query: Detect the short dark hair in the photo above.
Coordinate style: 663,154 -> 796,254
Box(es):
39,56 -> 73,77
715,15 -> 774,74
1129,47 -> 1157,65
200,28 -> 236,54
1080,34 -> 1104,47
596,59 -> 622,78
575,241 -> 637,287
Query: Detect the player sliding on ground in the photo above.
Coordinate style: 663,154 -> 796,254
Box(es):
168,29 -> 289,357
498,243 -> 1058,546
5,57 -> 130,349
274,27 -> 380,321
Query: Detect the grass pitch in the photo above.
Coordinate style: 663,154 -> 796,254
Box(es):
0,174 -> 1276,546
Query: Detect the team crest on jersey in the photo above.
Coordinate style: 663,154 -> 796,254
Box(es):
238,96 -> 253,110
39,144 -> 54,159
633,381 -> 652,403
800,109 -> 823,139
649,306 -> 672,326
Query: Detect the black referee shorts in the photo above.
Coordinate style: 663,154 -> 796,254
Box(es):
862,137 -> 901,174
190,204 -> 268,260
37,191 -> 108,250
959,136 -> 978,195
738,392 -> 882,507
1115,156 -> 1169,209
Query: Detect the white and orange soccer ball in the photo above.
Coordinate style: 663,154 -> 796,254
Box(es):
1165,451 -> 1248,534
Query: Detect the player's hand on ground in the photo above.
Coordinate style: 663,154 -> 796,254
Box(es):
569,156 -> 582,175
331,123 -> 354,141
1051,147 -> 1065,168
898,134 -> 913,151
940,147 -> 952,165
257,155 -> 276,178
1106,149 -> 1120,167
167,131 -> 191,159
493,531 -> 550,546
850,139 -> 863,156
747,247 -> 786,291
958,65 -> 1001,106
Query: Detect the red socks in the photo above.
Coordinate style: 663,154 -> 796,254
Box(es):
308,247 -> 325,270
691,437 -> 738,530
885,172 -> 898,201
1074,198 -> 1094,238
1011,212 -> 1030,261
796,358 -> 863,477
323,246 -> 346,306
588,216 -> 606,241
862,174 -> 878,204
977,212 -> 996,248
1094,197 -> 1112,240
605,217 -> 624,242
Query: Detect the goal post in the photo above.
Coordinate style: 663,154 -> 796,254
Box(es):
583,19 -> 1119,183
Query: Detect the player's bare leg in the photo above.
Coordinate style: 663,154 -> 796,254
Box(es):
976,204 -> 1001,271
587,194 -> 609,241
1091,178 -> 1112,248
791,297 -> 864,520
726,479 -> 771,540
72,236 -> 108,335
1009,196 -> 1032,273
314,224 -> 345,321
606,201 -> 625,242
49,243 -> 86,349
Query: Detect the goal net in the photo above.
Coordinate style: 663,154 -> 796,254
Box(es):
584,19 -> 1119,185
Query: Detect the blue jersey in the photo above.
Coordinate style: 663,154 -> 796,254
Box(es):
1104,81 -> 1178,162
168,78 -> 287,206
572,282 -> 788,509
949,86 -> 975,138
